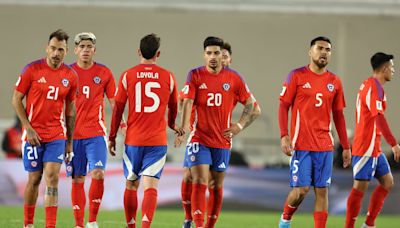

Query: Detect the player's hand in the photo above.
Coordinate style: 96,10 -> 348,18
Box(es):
223,123 -> 241,139
65,142 -> 74,163
342,149 -> 352,168
108,139 -> 116,156
119,122 -> 127,137
174,134 -> 186,148
392,144 -> 400,162
281,135 -> 293,156
173,125 -> 185,136
26,127 -> 41,146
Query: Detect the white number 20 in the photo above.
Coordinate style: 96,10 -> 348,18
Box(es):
315,93 -> 323,107
207,93 -> 222,106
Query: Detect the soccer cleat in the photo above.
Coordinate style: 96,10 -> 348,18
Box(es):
361,223 -> 375,228
182,220 -> 193,228
279,218 -> 291,228
24,225 -> 34,228
85,222 -> 99,228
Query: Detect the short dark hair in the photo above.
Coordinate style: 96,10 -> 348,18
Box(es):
140,33 -> 160,59
371,52 -> 394,70
203,36 -> 224,50
310,36 -> 331,47
49,29 -> 69,43
222,42 -> 232,55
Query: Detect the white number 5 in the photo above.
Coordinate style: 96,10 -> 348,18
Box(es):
315,93 -> 323,107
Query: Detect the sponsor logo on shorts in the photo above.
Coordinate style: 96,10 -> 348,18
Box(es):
218,162 -> 226,169
66,165 -> 73,172
190,155 -> 196,162
95,160 -> 104,167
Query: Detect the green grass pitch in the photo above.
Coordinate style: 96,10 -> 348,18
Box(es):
0,206 -> 398,227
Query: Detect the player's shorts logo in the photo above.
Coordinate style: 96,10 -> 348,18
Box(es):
190,155 -> 196,162
67,165 -> 73,172
223,83 -> 230,91
327,83 -> 334,92
93,76 -> 101,84
292,175 -> 298,182
31,161 -> 37,167
62,78 -> 69,87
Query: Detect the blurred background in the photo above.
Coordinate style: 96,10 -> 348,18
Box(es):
1,0 -> 400,217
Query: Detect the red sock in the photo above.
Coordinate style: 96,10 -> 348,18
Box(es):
181,180 -> 193,221
192,183 -> 207,228
71,182 -> 86,227
124,188 -> 138,228
365,185 -> 389,226
24,204 -> 36,226
282,200 -> 298,221
89,178 -> 104,222
205,187 -> 223,228
141,188 -> 158,228
345,188 -> 364,228
45,206 -> 58,228
314,211 -> 328,228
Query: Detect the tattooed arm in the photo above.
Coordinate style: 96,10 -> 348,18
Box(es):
223,96 -> 255,138
65,100 -> 76,161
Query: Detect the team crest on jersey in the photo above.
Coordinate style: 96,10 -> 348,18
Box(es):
62,78 -> 69,87
327,83 -> 334,92
222,83 -> 230,91
93,76 -> 101,84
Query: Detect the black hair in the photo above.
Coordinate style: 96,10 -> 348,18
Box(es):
371,52 -> 394,71
222,42 -> 232,55
310,36 -> 331,47
203,36 -> 224,50
49,29 -> 69,43
140,33 -> 160,59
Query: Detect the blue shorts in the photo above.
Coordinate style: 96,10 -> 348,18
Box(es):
22,139 -> 66,172
66,136 -> 108,177
352,153 -> 391,181
123,145 -> 167,181
290,150 -> 333,188
185,142 -> 230,172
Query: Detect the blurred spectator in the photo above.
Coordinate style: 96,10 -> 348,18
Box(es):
1,116 -> 22,159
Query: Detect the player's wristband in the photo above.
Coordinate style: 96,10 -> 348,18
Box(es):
236,123 -> 243,130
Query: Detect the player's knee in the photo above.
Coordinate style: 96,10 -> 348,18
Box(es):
381,179 -> 394,191
45,172 -> 59,186
298,187 -> 310,198
192,177 -> 208,185
91,169 -> 105,180
28,174 -> 43,187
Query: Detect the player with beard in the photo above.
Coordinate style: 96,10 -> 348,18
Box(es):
278,36 -> 351,228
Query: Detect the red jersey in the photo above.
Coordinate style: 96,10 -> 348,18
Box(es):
15,59 -> 78,142
352,77 -> 386,157
183,66 -> 251,149
114,64 -> 178,146
71,62 -> 116,139
279,66 -> 346,151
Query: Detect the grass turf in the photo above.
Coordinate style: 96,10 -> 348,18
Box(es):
0,206 -> 398,227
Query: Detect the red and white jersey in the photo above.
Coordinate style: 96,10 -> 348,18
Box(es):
279,66 -> 346,151
71,62 -> 116,139
352,77 -> 386,157
115,64 -> 178,146
183,66 -> 251,149
15,59 -> 78,142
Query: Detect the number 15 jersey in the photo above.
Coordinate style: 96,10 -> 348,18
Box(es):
183,66 -> 251,149
279,66 -> 346,151
114,64 -> 178,146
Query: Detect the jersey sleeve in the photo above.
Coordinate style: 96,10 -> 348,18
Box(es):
15,64 -> 33,94
104,68 -> 116,99
182,70 -> 197,100
235,75 -> 251,104
279,70 -> 297,104
115,71 -> 128,104
332,77 -> 346,111
367,83 -> 385,117
67,71 -> 78,102
168,73 -> 178,129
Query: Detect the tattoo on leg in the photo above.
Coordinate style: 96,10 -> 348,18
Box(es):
45,187 -> 58,196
